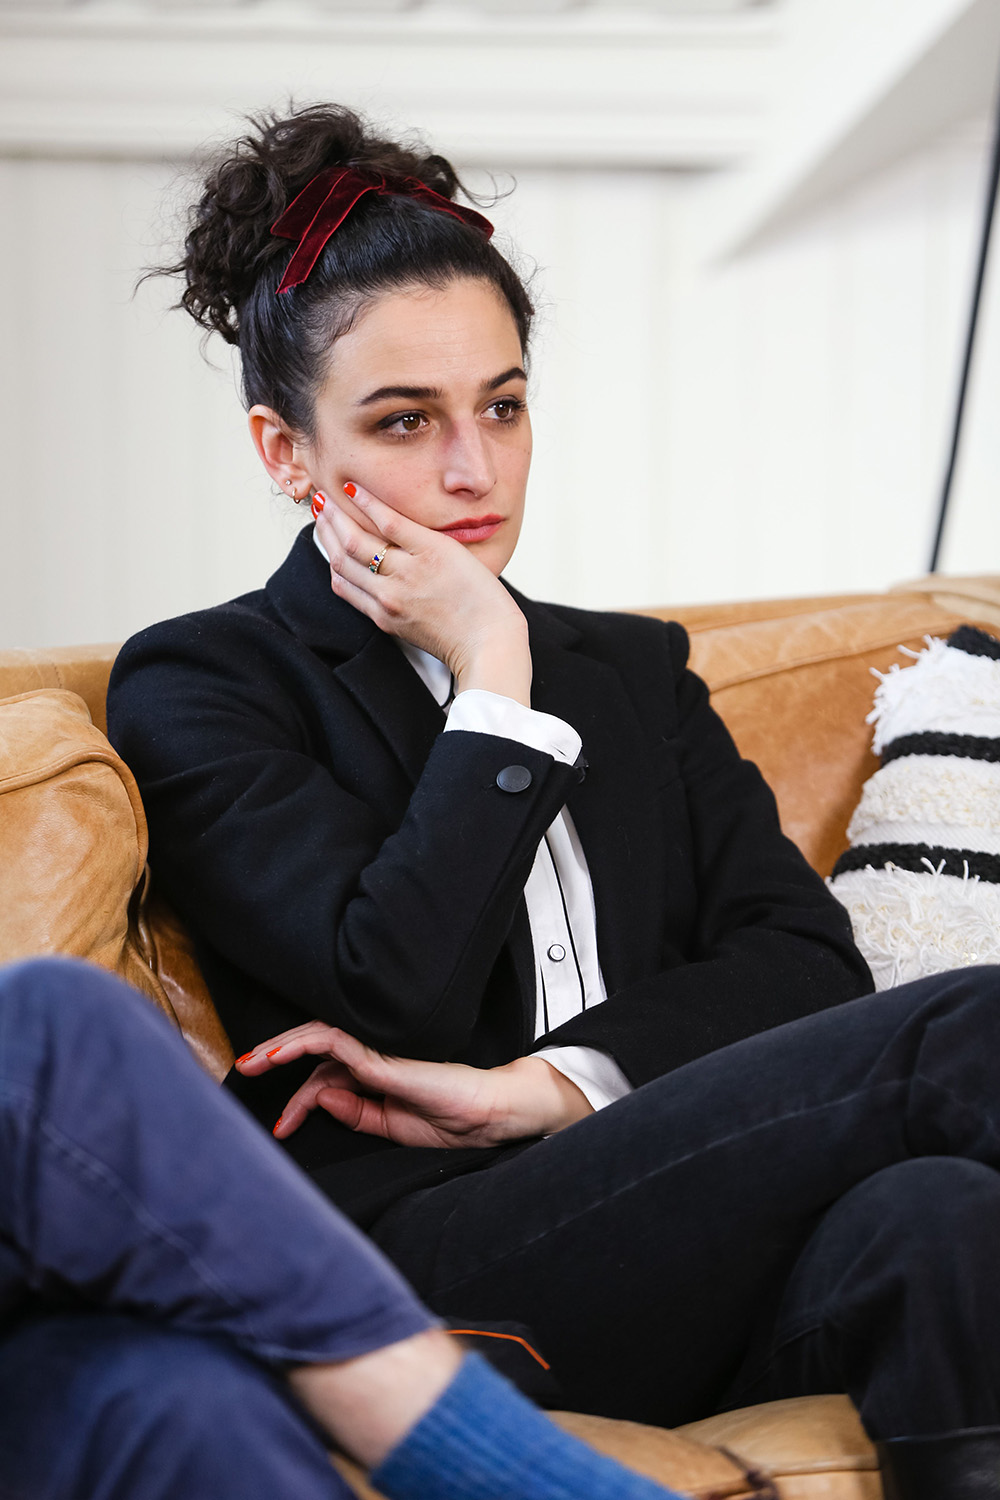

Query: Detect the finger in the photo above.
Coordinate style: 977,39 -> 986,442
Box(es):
314,1085 -> 393,1139
317,510 -> 408,610
342,482 -> 434,553
237,1041 -> 323,1075
316,502 -> 388,575
314,486 -> 367,530
272,1081 -> 323,1139
236,1023 -> 346,1074
235,1023 -> 325,1072
314,489 -> 388,564
310,490 -> 324,521
272,1062 -> 357,1138
257,1026 -> 383,1076
319,1029 -> 406,1096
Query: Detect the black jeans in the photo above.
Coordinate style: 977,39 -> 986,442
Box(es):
370,966 -> 1000,1440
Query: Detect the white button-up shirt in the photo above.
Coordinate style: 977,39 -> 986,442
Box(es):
399,641 -> 632,1113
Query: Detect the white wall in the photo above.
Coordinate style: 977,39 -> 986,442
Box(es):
0,155 -> 294,649
653,122 -> 998,608
0,2 -> 997,646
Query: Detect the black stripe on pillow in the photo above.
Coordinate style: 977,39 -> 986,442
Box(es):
881,733 -> 1000,765
832,843 -> 1000,882
948,625 -> 1000,660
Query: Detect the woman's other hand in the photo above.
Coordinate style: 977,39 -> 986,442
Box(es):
315,483 -> 532,707
236,1023 -> 593,1147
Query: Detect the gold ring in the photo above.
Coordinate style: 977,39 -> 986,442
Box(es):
369,543 -> 394,574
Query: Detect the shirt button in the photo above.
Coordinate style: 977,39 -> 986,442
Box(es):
547,944 -> 567,963
496,765 -> 532,793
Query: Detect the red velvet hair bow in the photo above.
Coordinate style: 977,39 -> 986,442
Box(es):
270,166 -> 494,295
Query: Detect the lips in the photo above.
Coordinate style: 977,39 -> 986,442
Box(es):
437,515 -> 504,545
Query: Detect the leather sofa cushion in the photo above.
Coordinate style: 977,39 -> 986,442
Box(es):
0,644 -> 119,737
335,1408 -> 773,1498
678,1394 -> 879,1498
0,688 -> 176,1022
664,592 -> 995,875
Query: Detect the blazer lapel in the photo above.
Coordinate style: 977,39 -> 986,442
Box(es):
263,525 -> 444,786
334,635 -> 446,787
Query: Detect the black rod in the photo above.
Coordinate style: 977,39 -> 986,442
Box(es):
929,60 -> 1000,573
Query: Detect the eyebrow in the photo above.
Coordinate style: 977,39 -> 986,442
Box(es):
356,366 -> 527,408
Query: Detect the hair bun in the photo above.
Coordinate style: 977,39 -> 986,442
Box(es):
175,104 -> 460,344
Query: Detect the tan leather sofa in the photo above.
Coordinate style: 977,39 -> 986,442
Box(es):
5,574 -> 1000,1498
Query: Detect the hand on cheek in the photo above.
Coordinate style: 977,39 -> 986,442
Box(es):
312,486 -> 389,578
311,479 -> 530,701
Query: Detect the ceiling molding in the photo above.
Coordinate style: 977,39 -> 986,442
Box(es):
0,0 -> 772,20
0,5 -> 776,167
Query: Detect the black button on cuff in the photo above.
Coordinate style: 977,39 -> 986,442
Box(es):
496,764 -> 533,793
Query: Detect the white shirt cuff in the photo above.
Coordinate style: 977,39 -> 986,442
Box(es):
444,690 -> 582,766
533,1045 -> 633,1112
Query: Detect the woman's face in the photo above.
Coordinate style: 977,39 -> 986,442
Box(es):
303,277 -> 531,578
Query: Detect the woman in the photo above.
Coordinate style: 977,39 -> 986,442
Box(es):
108,104 -> 1000,1499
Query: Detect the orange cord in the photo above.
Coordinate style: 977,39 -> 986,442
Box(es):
445,1329 -> 551,1371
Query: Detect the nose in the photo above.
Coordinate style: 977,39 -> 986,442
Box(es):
442,420 -> 496,498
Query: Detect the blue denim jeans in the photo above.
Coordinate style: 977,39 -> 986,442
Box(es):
371,966 -> 1000,1439
0,958 -> 432,1500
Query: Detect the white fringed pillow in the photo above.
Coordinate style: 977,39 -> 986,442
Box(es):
828,626 -> 1000,989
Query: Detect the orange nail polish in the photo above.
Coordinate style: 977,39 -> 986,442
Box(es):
266,1047 -> 281,1057
273,1118 -> 283,1135
343,482 -> 356,499
236,1052 -> 253,1064
313,491 -> 326,513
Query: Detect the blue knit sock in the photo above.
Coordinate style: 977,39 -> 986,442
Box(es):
371,1355 -> 685,1500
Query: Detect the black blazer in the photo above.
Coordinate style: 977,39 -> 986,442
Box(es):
108,526 -> 872,1224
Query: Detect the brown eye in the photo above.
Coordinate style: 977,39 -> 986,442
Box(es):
487,397 -> 524,424
378,411 -> 427,437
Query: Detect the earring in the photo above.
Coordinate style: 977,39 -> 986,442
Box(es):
285,479 -> 303,504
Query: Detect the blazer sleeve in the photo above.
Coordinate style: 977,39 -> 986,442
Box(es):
532,620 -> 873,1085
108,617 -> 583,1060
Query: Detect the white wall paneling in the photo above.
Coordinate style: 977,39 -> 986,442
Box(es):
0,156 -> 300,648
493,167 -> 678,611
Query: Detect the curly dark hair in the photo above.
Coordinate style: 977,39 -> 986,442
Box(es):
159,104 -> 534,439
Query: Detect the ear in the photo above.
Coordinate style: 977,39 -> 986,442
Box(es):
248,405 -> 313,502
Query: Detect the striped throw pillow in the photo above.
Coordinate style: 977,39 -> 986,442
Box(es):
828,626 -> 1000,988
